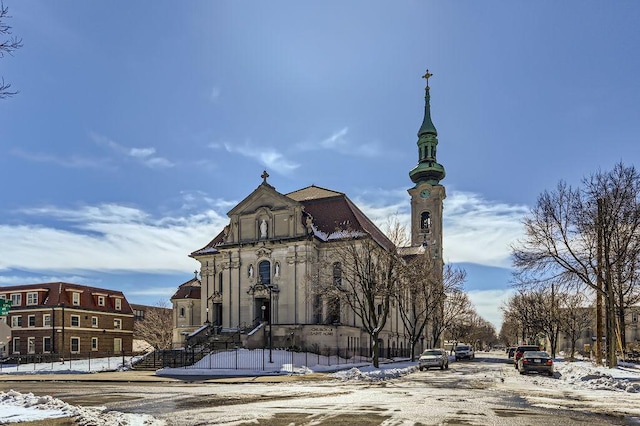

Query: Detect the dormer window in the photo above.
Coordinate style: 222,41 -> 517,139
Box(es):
98,296 -> 105,306
10,294 -> 21,306
26,292 -> 38,305
115,298 -> 122,311
72,292 -> 80,306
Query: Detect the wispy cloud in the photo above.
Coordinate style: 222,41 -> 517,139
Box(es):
296,127 -> 381,157
443,191 -> 528,267
10,149 -> 115,170
91,132 -> 174,169
356,188 -> 527,268
0,204 -> 229,274
209,141 -> 300,175
0,188 -> 525,302
125,287 -> 177,297
0,274 -> 98,285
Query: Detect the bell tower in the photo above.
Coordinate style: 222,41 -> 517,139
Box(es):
408,70 -> 446,258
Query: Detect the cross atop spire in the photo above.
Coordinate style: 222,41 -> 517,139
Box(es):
261,170 -> 269,184
421,69 -> 433,89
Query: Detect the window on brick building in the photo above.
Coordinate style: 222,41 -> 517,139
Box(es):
10,293 -> 21,306
26,292 -> 38,305
11,316 -> 22,327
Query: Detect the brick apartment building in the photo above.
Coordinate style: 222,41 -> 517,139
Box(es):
0,282 -> 134,357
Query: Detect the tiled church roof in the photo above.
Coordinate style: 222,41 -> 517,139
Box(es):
190,184 -> 395,256
170,277 -> 201,300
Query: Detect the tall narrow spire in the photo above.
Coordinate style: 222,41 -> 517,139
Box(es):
409,69 -> 445,186
418,70 -> 437,137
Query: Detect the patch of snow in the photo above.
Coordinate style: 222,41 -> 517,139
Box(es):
0,389 -> 165,425
554,360 -> 640,393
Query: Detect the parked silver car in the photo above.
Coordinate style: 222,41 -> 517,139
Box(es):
418,348 -> 449,371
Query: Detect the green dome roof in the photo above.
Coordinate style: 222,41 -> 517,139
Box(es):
409,70 -> 445,186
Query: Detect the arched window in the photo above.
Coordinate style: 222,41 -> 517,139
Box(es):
259,260 -> 271,286
333,262 -> 342,287
420,211 -> 431,232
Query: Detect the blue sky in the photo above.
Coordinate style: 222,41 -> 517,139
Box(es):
1,1 -> 639,330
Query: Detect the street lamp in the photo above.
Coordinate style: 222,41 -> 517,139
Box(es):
260,300 -> 273,363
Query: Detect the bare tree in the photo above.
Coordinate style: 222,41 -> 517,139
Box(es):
466,315 -> 497,350
559,292 -> 593,360
133,301 -> 174,350
396,241 -> 466,359
512,163 -> 640,367
528,285 -> 562,357
1,1 -> 22,99
584,164 -> 640,359
502,290 -> 542,345
436,289 -> 475,352
429,265 -> 467,347
313,234 -> 401,368
498,315 -> 520,347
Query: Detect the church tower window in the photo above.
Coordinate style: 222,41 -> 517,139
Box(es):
420,211 -> 431,232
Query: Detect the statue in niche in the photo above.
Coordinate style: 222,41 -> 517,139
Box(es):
260,219 -> 268,238
274,262 -> 280,277
305,214 -> 314,234
248,264 -> 254,278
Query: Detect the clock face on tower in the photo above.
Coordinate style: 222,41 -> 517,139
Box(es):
420,189 -> 431,199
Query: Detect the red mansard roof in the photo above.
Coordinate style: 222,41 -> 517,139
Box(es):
0,282 -> 133,314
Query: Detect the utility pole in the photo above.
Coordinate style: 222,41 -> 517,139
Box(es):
596,198 -> 604,366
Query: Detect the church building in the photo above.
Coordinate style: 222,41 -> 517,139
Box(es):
174,72 -> 446,358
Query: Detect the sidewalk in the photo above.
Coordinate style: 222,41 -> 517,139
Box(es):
0,370 -> 179,383
0,369 -> 331,383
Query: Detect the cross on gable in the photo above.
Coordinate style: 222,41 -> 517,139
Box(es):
261,170 -> 269,184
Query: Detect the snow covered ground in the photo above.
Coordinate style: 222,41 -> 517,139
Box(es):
1,352 -> 639,424
0,355 -> 140,374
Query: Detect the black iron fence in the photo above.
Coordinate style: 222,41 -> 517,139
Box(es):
153,344 -> 412,372
180,347 -> 370,371
0,350 -> 135,373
